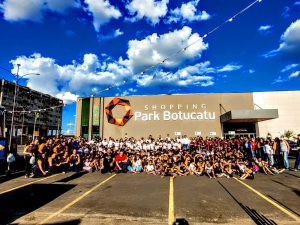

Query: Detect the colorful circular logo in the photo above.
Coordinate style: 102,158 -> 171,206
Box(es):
105,97 -> 134,126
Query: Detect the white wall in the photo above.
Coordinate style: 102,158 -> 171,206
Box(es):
254,91 -> 300,138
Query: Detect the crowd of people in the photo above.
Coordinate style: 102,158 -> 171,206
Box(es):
22,134 -> 300,179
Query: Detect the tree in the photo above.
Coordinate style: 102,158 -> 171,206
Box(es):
284,130 -> 295,140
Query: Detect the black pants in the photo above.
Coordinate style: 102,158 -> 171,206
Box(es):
116,162 -> 128,173
24,156 -> 32,176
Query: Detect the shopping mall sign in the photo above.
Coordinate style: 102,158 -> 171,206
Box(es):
105,98 -> 216,125
134,104 -> 216,121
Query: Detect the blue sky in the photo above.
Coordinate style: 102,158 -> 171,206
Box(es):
0,0 -> 299,134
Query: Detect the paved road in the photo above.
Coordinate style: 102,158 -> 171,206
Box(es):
0,169 -> 299,225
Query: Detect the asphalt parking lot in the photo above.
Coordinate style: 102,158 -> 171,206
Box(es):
0,169 -> 299,225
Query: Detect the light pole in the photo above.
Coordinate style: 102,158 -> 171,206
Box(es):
21,112 -> 25,145
0,64 -> 40,150
33,111 -> 39,140
19,106 -> 27,145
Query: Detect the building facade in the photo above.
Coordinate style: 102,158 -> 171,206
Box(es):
0,79 -> 63,143
75,91 -> 300,140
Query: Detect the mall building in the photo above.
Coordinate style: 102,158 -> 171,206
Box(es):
75,91 -> 300,140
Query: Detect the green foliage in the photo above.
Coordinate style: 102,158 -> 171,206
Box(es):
284,130 -> 295,140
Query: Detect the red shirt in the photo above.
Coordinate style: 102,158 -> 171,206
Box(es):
115,154 -> 127,162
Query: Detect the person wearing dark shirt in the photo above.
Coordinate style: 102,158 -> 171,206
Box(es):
102,149 -> 115,173
69,149 -> 81,172
56,151 -> 69,173
293,134 -> 300,171
36,139 -> 48,176
23,141 -> 34,178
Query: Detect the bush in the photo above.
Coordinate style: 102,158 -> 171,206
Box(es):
284,130 -> 295,140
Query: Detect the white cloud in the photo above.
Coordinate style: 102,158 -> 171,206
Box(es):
279,19 -> 300,53
264,19 -> 300,58
126,0 -> 169,25
282,6 -> 290,18
0,0 -> 79,22
63,129 -> 73,135
56,92 -> 78,105
280,63 -> 299,73
7,26 -> 242,99
137,68 -> 214,87
136,61 -> 242,87
97,28 -> 124,40
167,0 -> 210,24
217,64 -> 242,72
120,88 -> 137,96
272,75 -> 285,84
0,0 -> 45,22
84,0 -> 121,32
45,0 -> 80,14
273,70 -> 300,84
122,26 -> 208,74
9,53 -> 130,104
258,25 -> 272,32
249,69 -> 255,74
289,71 -> 300,78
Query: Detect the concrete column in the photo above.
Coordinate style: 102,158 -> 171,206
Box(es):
88,98 -> 93,141
75,98 -> 82,137
99,97 -> 105,139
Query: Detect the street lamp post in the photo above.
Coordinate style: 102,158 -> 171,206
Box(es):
21,112 -> 25,145
0,64 -> 40,150
33,111 -> 39,140
19,106 -> 27,145
9,64 -> 20,152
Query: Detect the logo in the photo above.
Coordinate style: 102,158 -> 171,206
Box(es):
105,97 -> 134,126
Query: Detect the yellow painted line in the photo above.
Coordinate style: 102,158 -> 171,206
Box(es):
0,173 -> 60,195
168,177 -> 174,225
36,174 -> 117,225
233,177 -> 300,222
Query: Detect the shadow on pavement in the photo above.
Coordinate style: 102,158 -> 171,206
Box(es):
271,179 -> 300,197
173,218 -> 189,225
217,181 -> 277,225
239,204 -> 277,225
55,171 -> 87,183
284,172 -> 300,179
267,195 -> 300,217
0,183 -> 76,225
44,219 -> 81,225
0,171 -> 25,184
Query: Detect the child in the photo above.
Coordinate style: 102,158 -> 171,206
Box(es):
145,160 -> 155,174
83,158 -> 92,172
240,165 -> 254,180
205,161 -> 216,179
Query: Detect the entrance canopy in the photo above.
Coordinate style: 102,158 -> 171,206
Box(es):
220,109 -> 278,123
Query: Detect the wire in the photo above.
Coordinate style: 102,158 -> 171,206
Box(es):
6,104 -> 64,114
92,0 -> 262,96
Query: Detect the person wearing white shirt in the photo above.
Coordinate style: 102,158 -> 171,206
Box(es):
264,141 -> 274,166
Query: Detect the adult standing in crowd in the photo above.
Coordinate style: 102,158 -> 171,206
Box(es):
280,136 -> 290,169
23,141 -> 34,178
293,134 -> 300,171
